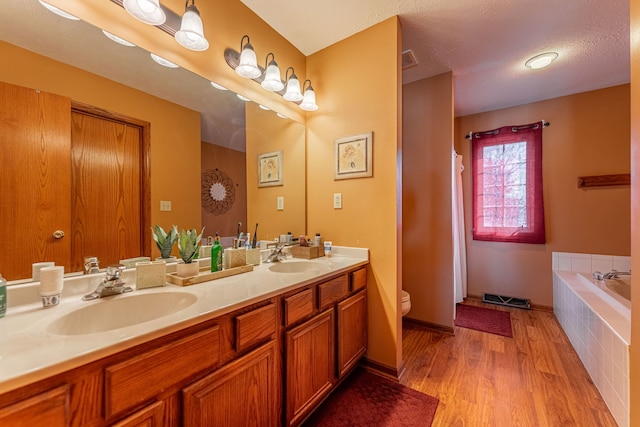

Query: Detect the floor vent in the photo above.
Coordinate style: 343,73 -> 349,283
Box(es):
482,293 -> 531,310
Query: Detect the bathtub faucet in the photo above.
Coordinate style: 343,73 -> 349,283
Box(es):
593,269 -> 631,280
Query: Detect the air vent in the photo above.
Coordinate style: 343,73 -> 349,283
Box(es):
402,49 -> 418,70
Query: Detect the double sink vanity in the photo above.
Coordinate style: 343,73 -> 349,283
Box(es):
0,247 -> 369,426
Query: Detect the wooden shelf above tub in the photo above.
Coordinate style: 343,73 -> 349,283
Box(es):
577,174 -> 630,188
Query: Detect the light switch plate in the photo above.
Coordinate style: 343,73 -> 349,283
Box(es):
333,193 -> 342,209
160,200 -> 172,211
277,196 -> 284,210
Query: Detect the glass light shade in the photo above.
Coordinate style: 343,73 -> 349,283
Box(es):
525,52 -> 558,70
150,53 -> 179,68
299,86 -> 318,111
283,74 -> 303,102
38,1 -> 79,20
261,60 -> 284,91
259,104 -> 271,110
102,30 -> 135,47
123,0 -> 166,25
175,5 -> 209,51
235,43 -> 261,79
236,94 -> 251,102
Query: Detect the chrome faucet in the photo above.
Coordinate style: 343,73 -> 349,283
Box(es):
593,269 -> 631,280
83,256 -> 100,275
83,264 -> 133,300
265,244 -> 286,263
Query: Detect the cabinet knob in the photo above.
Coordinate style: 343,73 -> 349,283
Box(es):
52,230 -> 65,239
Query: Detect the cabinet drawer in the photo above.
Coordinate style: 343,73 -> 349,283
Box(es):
351,268 -> 367,292
236,303 -> 276,352
105,325 -> 220,418
0,385 -> 69,426
284,288 -> 314,327
318,275 -> 349,310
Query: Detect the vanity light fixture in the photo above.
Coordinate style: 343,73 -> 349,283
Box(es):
299,80 -> 318,111
276,112 -> 288,119
525,52 -> 558,70
175,0 -> 209,51
102,30 -> 136,47
236,94 -> 251,102
150,53 -> 179,68
283,67 -> 303,102
235,35 -> 261,79
261,53 -> 284,91
210,81 -> 228,90
38,1 -> 80,20
123,0 -> 166,26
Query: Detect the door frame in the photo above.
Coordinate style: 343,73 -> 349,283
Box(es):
71,101 -> 152,258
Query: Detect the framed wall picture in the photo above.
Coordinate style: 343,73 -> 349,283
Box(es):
334,132 -> 373,180
258,150 -> 283,187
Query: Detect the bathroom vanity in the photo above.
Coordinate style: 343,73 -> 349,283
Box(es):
0,251 -> 368,426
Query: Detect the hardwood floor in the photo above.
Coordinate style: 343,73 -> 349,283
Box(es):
400,299 -> 618,426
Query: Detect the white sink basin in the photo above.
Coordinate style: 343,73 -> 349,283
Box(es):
268,261 -> 326,274
47,292 -> 198,335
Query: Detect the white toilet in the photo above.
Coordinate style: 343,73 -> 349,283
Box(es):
401,290 -> 412,317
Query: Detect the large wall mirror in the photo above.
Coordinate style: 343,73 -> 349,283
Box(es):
0,0 -> 306,281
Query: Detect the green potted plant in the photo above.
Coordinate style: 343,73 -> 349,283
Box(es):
176,227 -> 204,277
151,225 -> 178,262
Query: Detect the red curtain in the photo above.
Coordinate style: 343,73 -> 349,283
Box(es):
471,122 -> 545,244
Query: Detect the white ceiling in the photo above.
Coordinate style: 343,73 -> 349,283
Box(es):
242,0 -> 630,116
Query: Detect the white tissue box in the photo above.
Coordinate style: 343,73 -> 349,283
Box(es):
136,261 -> 167,289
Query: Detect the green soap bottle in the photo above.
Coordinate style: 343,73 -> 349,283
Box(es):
0,273 -> 6,318
211,233 -> 223,272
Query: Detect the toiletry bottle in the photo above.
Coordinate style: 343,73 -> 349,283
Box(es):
0,273 -> 6,318
314,233 -> 321,246
211,233 -> 223,272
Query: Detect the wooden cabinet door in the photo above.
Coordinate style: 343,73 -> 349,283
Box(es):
110,401 -> 163,427
0,385 -> 69,426
285,309 -> 335,426
337,290 -> 367,377
0,82 -> 71,280
183,341 -> 280,427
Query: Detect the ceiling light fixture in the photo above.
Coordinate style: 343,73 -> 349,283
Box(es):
235,35 -> 261,79
210,81 -> 228,90
102,30 -> 136,47
259,104 -> 270,111
276,113 -> 288,119
175,0 -> 208,51
299,80 -> 318,111
150,53 -> 179,68
236,94 -> 251,102
283,67 -> 303,102
261,53 -> 284,91
525,52 -> 558,70
38,1 -> 80,20
123,0 -> 166,26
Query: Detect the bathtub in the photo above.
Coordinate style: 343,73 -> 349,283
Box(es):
553,265 -> 630,426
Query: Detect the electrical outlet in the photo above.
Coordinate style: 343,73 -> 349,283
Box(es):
277,196 -> 284,210
160,200 -> 172,211
333,193 -> 342,209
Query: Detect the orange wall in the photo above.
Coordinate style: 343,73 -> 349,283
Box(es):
49,0 -> 307,122
0,41 -> 201,260
201,143 -> 247,238
455,85 -> 630,306
306,17 -> 402,371
245,103 -> 306,242
629,0 -> 639,422
402,73 -> 455,327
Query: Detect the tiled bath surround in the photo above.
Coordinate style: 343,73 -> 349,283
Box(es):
552,252 -> 630,427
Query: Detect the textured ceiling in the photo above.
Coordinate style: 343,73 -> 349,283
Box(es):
242,0 -> 630,116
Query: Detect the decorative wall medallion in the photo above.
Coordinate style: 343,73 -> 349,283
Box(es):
202,168 -> 235,215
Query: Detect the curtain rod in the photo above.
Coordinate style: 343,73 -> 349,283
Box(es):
465,120 -> 550,140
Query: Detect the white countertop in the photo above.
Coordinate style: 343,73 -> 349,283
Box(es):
0,247 -> 368,394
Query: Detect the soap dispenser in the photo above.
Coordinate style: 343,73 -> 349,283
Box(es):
211,233 -> 223,272
0,273 -> 6,318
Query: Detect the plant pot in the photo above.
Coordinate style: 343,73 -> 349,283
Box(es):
176,262 -> 199,278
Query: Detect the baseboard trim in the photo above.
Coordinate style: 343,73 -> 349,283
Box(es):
402,317 -> 454,335
466,294 -> 552,312
360,357 -> 405,381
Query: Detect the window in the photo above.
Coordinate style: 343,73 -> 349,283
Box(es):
471,122 -> 545,243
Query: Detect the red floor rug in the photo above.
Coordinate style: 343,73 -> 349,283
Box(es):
455,304 -> 513,337
303,368 -> 438,427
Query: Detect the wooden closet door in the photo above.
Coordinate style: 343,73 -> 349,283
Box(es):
70,111 -> 143,272
0,82 -> 71,280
